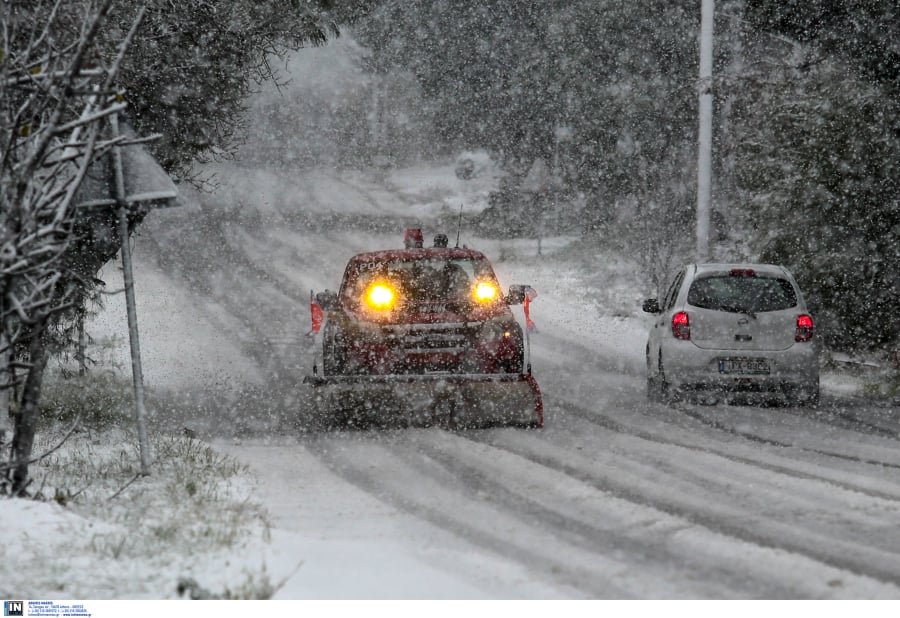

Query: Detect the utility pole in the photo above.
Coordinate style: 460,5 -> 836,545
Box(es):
696,0 -> 714,262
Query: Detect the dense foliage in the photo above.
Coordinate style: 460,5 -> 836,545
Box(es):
736,1 -> 900,350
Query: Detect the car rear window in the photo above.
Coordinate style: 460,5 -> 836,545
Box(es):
687,275 -> 797,313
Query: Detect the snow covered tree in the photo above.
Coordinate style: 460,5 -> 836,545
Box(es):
733,61 -> 900,349
745,0 -> 900,96
0,0 -> 146,494
730,3 -> 900,351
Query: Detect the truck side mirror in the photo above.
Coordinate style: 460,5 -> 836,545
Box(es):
316,290 -> 338,310
642,298 -> 660,314
507,285 -> 528,305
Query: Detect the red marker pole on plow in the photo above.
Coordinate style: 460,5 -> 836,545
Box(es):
308,290 -> 324,376
523,286 -> 538,375
308,290 -> 324,337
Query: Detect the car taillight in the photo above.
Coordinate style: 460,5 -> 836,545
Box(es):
796,314 -> 813,342
672,311 -> 690,340
730,268 -> 756,277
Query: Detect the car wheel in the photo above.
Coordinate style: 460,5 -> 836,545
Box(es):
791,384 -> 820,408
658,369 -> 673,402
646,350 -> 655,400
646,349 -> 661,401
648,352 -> 673,403
646,374 -> 657,400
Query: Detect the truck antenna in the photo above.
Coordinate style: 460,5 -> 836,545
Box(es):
455,203 -> 463,248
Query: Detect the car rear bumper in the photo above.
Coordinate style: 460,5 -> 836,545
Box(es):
663,342 -> 819,392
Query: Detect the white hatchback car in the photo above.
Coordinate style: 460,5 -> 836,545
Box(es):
643,264 -> 819,405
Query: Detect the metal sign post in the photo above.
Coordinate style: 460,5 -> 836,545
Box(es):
111,113 -> 151,476
117,204 -> 150,475
88,112 -> 179,476
74,111 -> 177,476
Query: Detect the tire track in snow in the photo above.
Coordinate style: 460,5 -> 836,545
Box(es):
537,412 -> 900,549
304,432 -> 631,598
779,400 -> 900,440
304,428 -> 900,597
673,395 -> 899,445
553,397 -> 900,501
820,397 -> 900,437
395,430 -> 812,598
672,403 -> 900,471
460,426 -> 900,588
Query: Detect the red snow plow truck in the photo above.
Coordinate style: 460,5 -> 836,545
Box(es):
305,228 -> 543,428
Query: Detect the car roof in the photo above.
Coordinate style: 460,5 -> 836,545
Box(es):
688,263 -> 792,278
348,247 -> 487,264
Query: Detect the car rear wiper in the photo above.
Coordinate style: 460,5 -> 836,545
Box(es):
719,304 -> 757,319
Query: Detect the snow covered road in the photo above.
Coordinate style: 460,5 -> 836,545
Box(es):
118,163 -> 900,598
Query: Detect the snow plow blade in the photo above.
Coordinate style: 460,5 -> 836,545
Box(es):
303,373 -> 543,429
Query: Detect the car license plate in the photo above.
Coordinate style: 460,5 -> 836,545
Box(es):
718,358 -> 770,375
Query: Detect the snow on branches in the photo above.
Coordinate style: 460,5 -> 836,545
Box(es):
0,0 -> 145,494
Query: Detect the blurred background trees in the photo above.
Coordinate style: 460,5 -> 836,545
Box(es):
351,0 -> 900,352
108,0 -> 380,181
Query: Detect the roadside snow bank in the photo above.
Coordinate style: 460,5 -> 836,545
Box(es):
1,428 -> 274,599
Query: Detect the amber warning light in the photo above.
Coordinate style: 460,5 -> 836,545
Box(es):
365,282 -> 397,310
473,280 -> 499,303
